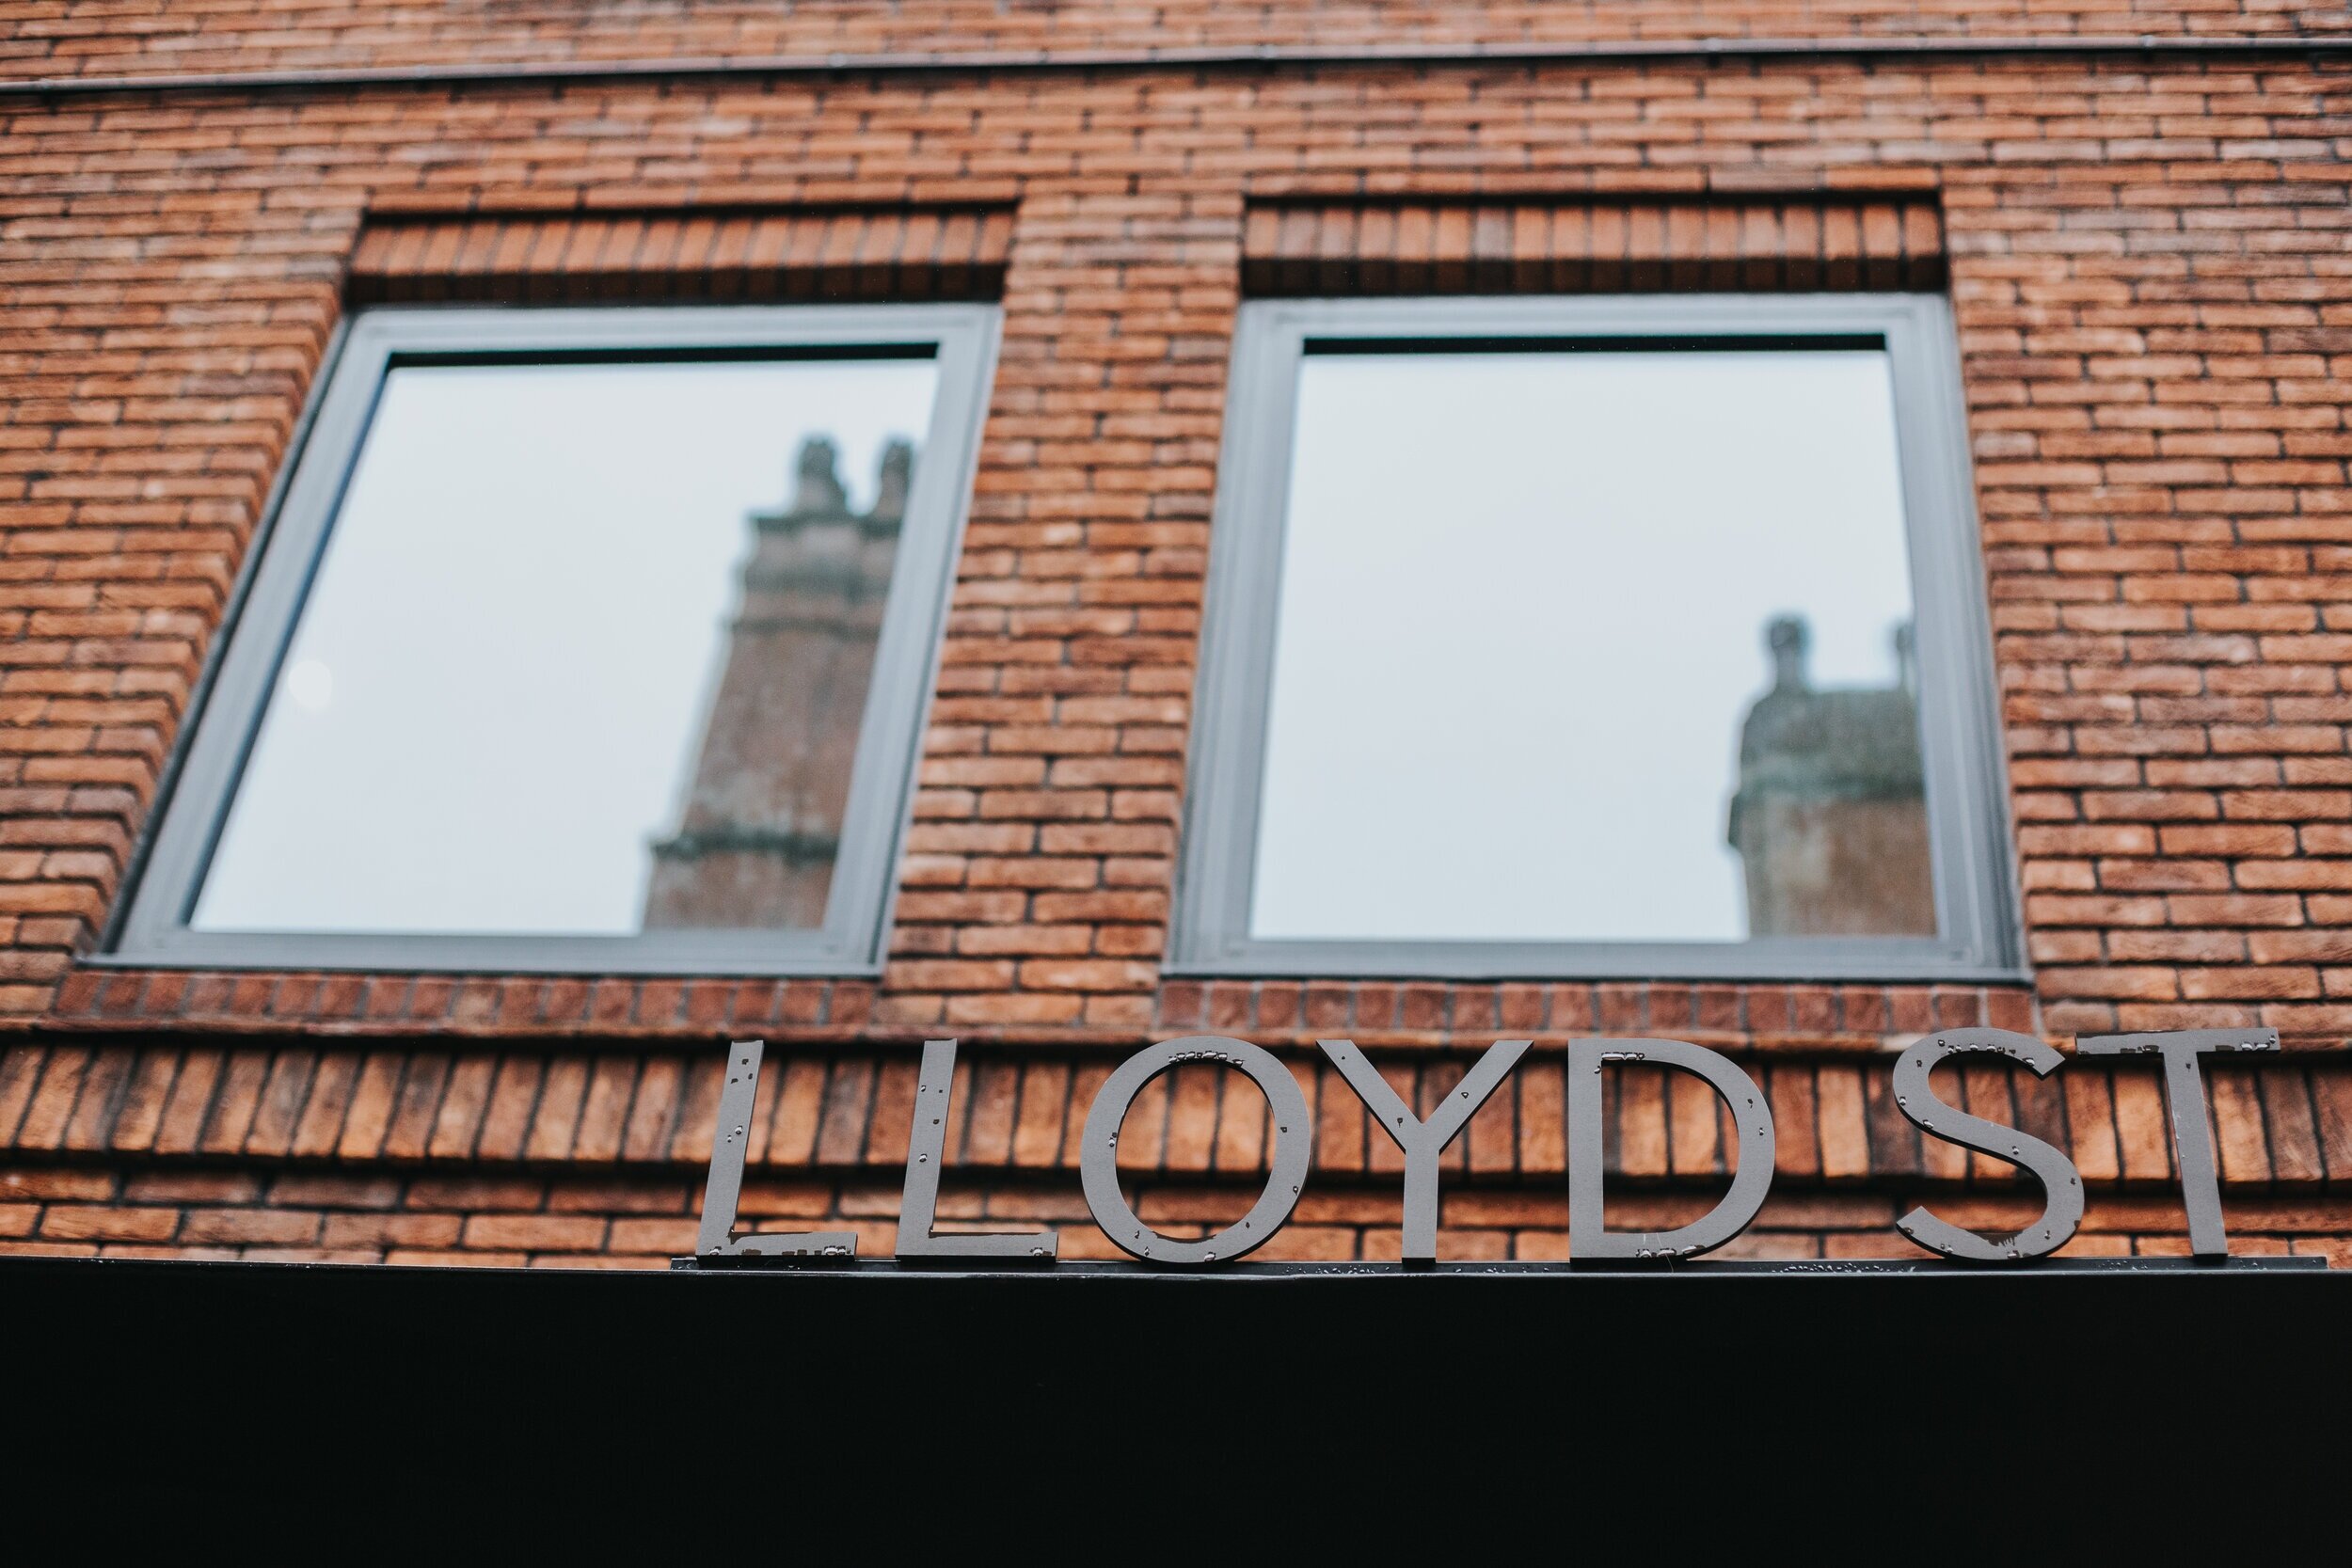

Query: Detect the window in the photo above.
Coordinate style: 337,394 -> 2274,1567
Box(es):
1174,295 -> 2018,980
108,305 -> 996,974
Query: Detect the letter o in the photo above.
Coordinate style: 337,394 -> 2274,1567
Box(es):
1080,1037 -> 1313,1266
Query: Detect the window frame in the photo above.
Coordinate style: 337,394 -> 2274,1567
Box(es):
103,302 -> 999,976
1171,293 -> 2024,982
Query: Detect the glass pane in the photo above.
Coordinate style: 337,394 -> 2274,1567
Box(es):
1249,348 -> 1934,944
193,356 -> 940,936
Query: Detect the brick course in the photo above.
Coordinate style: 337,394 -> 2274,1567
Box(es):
5,4 -> 2351,87
347,205 -> 1014,305
4,6 -> 2352,1262
1241,192 -> 1947,294
6,1037 -> 2350,1190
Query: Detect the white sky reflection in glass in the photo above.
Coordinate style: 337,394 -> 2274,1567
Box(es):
1248,349 -> 1925,943
192,358 -> 939,935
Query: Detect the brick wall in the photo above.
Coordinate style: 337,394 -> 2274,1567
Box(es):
4,6 -> 2352,1263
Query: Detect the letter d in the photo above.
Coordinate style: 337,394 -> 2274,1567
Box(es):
1568,1037 -> 1775,1262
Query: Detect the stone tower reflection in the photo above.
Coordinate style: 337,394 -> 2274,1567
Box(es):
1725,613 -> 1935,938
643,435 -> 914,929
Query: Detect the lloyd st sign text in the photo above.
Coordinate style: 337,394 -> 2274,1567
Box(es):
692,1027 -> 2277,1268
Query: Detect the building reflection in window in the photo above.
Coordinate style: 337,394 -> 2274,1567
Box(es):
1726,613 -> 1934,938
644,435 -> 914,930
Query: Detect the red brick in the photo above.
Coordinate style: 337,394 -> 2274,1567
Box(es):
40,1207 -> 178,1243
461,1214 -> 608,1252
179,1209 -> 323,1246
322,1212 -> 462,1250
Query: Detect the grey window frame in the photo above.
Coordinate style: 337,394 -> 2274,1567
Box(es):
1171,293 -> 2024,983
103,302 -> 998,976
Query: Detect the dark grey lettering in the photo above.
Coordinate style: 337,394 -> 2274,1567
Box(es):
1080,1037 -> 1312,1265
693,1039 -> 858,1260
1889,1028 -> 2082,1262
895,1038 -> 1057,1262
2075,1026 -> 2280,1259
1320,1037 -> 1530,1264
1567,1037 -> 1775,1261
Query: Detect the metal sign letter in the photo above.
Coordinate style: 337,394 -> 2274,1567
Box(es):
693,1039 -> 859,1260
1890,1029 -> 2083,1262
1567,1037 -> 1775,1261
1320,1037 -> 1530,1265
2075,1026 -> 2279,1259
1079,1037 -> 1312,1265
895,1038 -> 1058,1262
